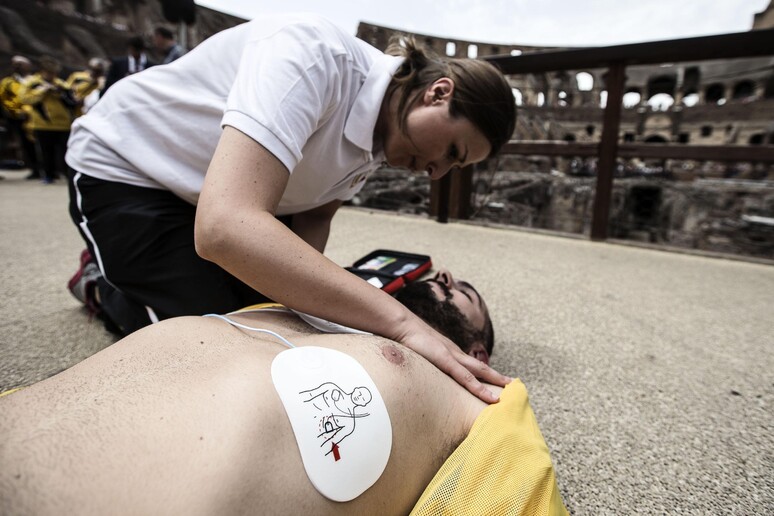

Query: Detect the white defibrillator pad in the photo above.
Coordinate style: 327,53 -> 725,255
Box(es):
271,346 -> 392,502
291,310 -> 372,335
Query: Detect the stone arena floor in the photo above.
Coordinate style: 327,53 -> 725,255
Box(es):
1,169 -> 772,514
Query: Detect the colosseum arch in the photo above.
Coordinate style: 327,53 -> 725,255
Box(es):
682,66 -> 701,93
732,80 -> 755,100
623,88 -> 642,108
749,133 -> 766,145
682,92 -> 700,106
512,88 -> 524,106
643,113 -> 672,142
346,19 -> 774,154
705,83 -> 726,104
575,72 -> 594,91
648,93 -> 675,111
765,74 -> 774,98
550,70 -> 573,107
646,74 -> 677,99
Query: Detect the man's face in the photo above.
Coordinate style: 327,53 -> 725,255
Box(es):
425,268 -> 488,333
395,269 -> 492,362
12,61 -> 30,75
153,33 -> 165,50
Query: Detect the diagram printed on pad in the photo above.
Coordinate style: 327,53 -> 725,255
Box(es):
271,347 -> 392,502
300,383 -> 372,461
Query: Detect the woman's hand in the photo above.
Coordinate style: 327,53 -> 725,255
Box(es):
395,320 -> 510,404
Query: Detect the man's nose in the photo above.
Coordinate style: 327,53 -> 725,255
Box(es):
434,267 -> 453,287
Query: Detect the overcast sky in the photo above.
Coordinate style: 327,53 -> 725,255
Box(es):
195,0 -> 770,47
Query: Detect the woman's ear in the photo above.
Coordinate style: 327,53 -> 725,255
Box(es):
424,77 -> 455,105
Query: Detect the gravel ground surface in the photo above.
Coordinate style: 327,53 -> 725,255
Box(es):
1,170 -> 772,514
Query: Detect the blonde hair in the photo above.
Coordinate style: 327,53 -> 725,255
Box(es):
385,36 -> 516,157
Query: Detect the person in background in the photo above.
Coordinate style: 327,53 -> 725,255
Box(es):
66,58 -> 106,117
18,56 -> 74,184
102,35 -> 155,95
0,55 -> 40,180
153,26 -> 186,64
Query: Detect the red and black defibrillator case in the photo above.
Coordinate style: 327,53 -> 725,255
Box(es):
345,249 -> 433,294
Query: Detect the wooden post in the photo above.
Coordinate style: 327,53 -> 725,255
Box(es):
449,165 -> 474,219
434,174 -> 451,223
591,62 -> 626,241
430,166 -> 474,222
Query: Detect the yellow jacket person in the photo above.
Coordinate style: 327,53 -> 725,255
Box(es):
66,58 -> 106,117
18,56 -> 73,182
18,57 -> 75,132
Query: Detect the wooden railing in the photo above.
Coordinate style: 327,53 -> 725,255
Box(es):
431,28 -> 774,240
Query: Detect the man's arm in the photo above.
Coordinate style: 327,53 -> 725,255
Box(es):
0,78 -> 23,116
17,78 -> 49,106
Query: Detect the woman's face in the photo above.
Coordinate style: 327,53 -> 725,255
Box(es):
381,78 -> 491,180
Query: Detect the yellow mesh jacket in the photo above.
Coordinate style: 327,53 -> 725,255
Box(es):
1,74 -> 28,119
18,74 -> 74,131
66,70 -> 101,117
410,380 -> 568,516
236,303 -> 287,312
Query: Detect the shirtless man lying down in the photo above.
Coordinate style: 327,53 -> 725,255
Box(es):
0,271 -> 566,515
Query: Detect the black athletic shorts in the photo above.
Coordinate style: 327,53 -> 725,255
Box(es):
67,169 -> 274,335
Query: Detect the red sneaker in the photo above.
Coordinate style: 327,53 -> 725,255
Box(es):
67,249 -> 102,315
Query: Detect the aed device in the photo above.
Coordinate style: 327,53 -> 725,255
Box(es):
345,250 -> 432,294
288,250 -> 431,334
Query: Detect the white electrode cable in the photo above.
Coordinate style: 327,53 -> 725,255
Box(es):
204,313 -> 296,348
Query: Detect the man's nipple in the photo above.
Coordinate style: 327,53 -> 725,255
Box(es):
381,344 -> 405,366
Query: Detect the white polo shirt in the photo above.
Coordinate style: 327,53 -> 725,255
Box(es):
66,14 -> 403,215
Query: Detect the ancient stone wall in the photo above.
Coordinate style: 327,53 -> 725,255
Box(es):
352,168 -> 774,259
0,0 -> 246,75
357,22 -> 774,149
